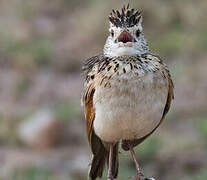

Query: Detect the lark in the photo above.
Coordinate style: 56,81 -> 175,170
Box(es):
82,4 -> 174,180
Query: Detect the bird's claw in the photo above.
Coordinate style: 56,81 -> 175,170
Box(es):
130,174 -> 155,180
130,174 -> 144,180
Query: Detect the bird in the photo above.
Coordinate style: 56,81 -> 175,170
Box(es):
82,4 -> 174,180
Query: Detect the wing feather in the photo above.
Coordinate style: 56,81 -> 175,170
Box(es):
82,54 -> 107,143
82,55 -> 111,179
83,82 -> 96,142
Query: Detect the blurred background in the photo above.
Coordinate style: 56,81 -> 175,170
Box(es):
0,0 -> 207,180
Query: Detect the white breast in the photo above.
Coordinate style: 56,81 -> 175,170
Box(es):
93,69 -> 169,143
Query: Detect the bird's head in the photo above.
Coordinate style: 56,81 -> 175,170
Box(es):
104,4 -> 149,57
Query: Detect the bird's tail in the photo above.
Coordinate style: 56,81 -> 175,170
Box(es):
107,143 -> 119,178
89,134 -> 119,180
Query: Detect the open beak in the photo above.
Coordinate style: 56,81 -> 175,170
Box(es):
117,31 -> 136,43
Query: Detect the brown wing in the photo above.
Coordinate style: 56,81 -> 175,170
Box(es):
83,82 -> 96,143
82,54 -> 104,143
82,55 -> 113,179
122,55 -> 174,150
162,71 -> 174,120
83,81 -> 109,179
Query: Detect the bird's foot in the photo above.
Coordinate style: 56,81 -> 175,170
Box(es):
130,176 -> 155,180
130,172 -> 144,180
130,176 -> 143,180
130,172 -> 156,180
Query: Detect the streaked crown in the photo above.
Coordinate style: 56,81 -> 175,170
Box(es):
109,4 -> 142,28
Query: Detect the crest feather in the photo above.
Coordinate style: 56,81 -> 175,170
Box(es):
109,4 -> 142,28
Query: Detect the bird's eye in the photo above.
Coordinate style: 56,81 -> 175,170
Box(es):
136,30 -> 141,37
111,30 -> 114,37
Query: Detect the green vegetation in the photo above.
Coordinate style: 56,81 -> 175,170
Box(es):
135,137 -> 162,163
190,169 -> 207,180
8,167 -> 55,180
53,101 -> 80,123
197,115 -> 207,147
2,36 -> 53,67
15,77 -> 31,98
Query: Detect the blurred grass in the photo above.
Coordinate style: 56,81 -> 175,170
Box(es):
53,100 -> 80,123
2,36 -> 53,67
197,114 -> 207,147
150,27 -> 207,58
135,137 -> 162,164
0,115 -> 22,146
8,167 -> 55,180
15,77 -> 31,98
192,169 -> 207,180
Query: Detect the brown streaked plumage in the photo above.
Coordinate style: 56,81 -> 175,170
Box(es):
82,4 -> 174,180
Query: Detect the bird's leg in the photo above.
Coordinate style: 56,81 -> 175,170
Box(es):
107,143 -> 114,180
128,143 -> 144,180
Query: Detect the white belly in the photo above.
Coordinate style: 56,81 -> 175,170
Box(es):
93,72 -> 168,142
